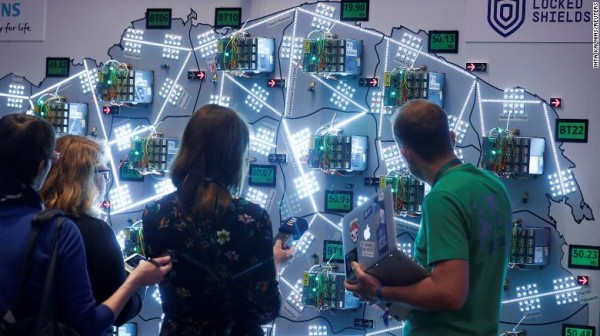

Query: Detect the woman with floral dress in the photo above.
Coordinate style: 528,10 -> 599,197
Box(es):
142,104 -> 293,335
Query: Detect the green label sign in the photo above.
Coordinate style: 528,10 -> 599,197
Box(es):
146,8 -> 172,29
325,190 -> 353,212
340,0 -> 369,21
563,324 -> 596,336
215,8 -> 242,29
46,58 -> 70,78
556,119 -> 588,143
568,245 -> 600,270
248,164 -> 276,187
428,30 -> 459,53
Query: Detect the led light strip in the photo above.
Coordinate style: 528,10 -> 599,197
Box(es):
249,134 -> 277,149
386,38 -> 475,80
284,9 -> 300,118
30,71 -> 87,99
152,52 -> 192,124
502,286 -> 581,305
453,80 -> 476,134
310,74 -> 368,113
224,74 -> 282,116
481,99 -> 540,104
297,7 -> 383,38
317,213 -> 342,232
542,103 -> 567,194
477,82 -> 485,136
107,125 -> 153,146
395,217 -> 420,229
0,93 -> 28,99
366,324 -> 404,336
279,276 -> 301,295
121,38 -> 191,51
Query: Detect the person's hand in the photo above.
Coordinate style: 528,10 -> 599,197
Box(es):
273,239 -> 295,265
344,261 -> 380,304
128,255 -> 172,288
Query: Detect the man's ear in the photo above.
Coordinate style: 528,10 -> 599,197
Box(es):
450,130 -> 457,147
400,146 -> 412,163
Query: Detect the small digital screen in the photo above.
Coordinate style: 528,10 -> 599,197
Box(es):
46,57 -> 70,78
215,8 -> 242,29
146,8 -> 172,29
568,245 -> 600,270
340,0 -> 369,21
428,30 -> 459,53
323,240 -> 344,263
555,119 -> 588,143
562,324 -> 595,336
248,164 -> 276,187
324,190 -> 353,213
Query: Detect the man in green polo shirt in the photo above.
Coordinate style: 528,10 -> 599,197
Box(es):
345,99 -> 512,335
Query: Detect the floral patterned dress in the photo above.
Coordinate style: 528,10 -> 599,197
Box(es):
142,193 -> 280,336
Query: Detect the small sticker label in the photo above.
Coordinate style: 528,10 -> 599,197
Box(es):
349,218 -> 360,243
360,241 -> 375,258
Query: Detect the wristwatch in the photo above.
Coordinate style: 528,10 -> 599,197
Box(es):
375,284 -> 386,304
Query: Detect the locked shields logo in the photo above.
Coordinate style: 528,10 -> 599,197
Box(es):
487,0 -> 526,38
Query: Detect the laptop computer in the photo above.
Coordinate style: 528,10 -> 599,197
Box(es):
342,185 -> 429,320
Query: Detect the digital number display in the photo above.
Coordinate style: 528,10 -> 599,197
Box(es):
568,245 -> 600,270
555,119 -> 588,143
146,8 -> 172,29
340,0 -> 370,21
428,30 -> 459,53
248,164 -> 276,187
215,8 -> 242,29
324,190 -> 353,213
46,57 -> 70,78
323,240 -> 344,263
563,324 -> 596,336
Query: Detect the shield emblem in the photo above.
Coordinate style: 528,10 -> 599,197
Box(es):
487,0 -> 526,38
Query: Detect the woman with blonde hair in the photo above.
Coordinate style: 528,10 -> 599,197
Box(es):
40,134 -> 143,329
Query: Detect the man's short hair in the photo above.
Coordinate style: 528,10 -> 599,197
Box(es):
392,99 -> 453,163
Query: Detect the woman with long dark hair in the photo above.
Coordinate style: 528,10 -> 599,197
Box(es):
143,104 -> 293,335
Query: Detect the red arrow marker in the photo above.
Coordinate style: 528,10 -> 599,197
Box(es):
103,106 -> 110,114
577,275 -> 589,286
467,63 -> 476,71
197,71 -> 205,80
268,79 -> 276,87
370,78 -> 378,86
551,98 -> 562,108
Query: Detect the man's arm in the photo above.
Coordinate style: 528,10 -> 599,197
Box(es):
345,259 -> 469,311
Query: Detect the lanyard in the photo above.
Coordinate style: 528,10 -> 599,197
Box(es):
432,158 -> 463,186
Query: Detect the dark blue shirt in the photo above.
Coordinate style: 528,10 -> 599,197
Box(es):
0,186 -> 114,336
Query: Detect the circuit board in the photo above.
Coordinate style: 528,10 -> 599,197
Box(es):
306,134 -> 368,172
216,36 -> 275,73
302,38 -> 362,75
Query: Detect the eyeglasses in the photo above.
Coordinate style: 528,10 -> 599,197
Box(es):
50,151 -> 61,164
95,167 -> 111,183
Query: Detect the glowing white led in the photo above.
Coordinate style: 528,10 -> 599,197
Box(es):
454,148 -> 464,160
315,3 -> 336,18
111,124 -> 131,151
311,16 -> 332,30
250,125 -> 277,156
308,325 -> 328,336
395,32 -> 422,67
366,323 -> 405,336
398,243 -> 413,258
281,194 -> 303,220
382,144 -> 406,172
548,169 -> 576,198
293,171 -> 320,200
246,187 -> 269,209
125,28 -> 144,40
296,231 -> 315,254
245,83 -> 269,113
8,84 -> 24,95
476,82 -> 485,136
152,285 -> 162,305
154,179 -> 176,195
208,94 -> 231,107
78,68 -> 98,94
6,97 -> 24,109
262,324 -> 276,336
285,279 -> 305,312
448,115 -> 469,145
280,36 -> 304,61
116,230 -> 126,251
330,81 -> 356,110
357,195 -> 369,207
290,128 -> 312,159
108,184 -> 132,210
